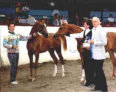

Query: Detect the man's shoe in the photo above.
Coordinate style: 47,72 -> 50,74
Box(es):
10,80 -> 18,85
83,83 -> 94,87
83,83 -> 89,86
90,88 -> 102,92
88,84 -> 95,87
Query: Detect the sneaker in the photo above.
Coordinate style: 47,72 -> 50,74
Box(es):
10,80 -> 18,85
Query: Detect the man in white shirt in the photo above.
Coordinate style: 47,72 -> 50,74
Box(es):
89,17 -> 108,92
107,14 -> 114,23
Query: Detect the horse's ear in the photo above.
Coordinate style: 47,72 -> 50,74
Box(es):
62,23 -> 67,26
63,22 -> 67,25
41,20 -> 46,25
62,24 -> 65,26
40,20 -> 47,27
37,20 -> 41,23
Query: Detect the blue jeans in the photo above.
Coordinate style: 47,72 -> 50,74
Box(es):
8,53 -> 19,82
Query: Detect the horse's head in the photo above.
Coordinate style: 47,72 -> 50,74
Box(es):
53,23 -> 83,38
30,20 -> 48,38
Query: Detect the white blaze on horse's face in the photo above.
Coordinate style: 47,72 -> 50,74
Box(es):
44,23 -> 47,27
37,32 -> 42,35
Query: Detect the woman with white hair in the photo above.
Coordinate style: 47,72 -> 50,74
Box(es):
89,17 -> 108,92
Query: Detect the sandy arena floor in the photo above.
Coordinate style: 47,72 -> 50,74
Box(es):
0,58 -> 116,92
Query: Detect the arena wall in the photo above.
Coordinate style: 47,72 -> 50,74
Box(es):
0,26 -> 116,65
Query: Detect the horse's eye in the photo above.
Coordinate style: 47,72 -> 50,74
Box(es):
41,25 -> 44,29
68,28 -> 72,31
59,28 -> 62,30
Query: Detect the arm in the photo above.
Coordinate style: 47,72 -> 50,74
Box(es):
19,34 -> 32,41
94,31 -> 107,46
70,31 -> 84,38
3,37 -> 12,49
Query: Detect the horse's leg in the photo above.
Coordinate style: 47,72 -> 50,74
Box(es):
77,43 -> 86,84
80,57 -> 86,84
108,50 -> 116,78
33,52 -> 39,81
80,58 -> 86,84
28,51 -> 33,80
48,48 -> 58,77
56,48 -> 65,77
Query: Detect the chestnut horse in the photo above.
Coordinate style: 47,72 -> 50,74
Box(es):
27,21 -> 67,81
53,23 -> 116,82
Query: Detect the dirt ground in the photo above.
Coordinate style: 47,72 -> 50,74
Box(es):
0,58 -> 116,92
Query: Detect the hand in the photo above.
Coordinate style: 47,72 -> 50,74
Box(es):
26,36 -> 32,40
65,32 -> 70,36
12,45 -> 17,49
20,35 -> 23,38
89,40 -> 94,44
86,47 -> 90,50
33,33 -> 37,37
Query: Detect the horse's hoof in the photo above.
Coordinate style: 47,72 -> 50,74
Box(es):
53,73 -> 57,77
53,75 -> 56,77
29,76 -> 33,80
62,74 -> 65,78
80,80 -> 86,84
112,76 -> 116,80
32,78 -> 35,82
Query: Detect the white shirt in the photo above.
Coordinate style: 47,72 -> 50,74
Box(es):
91,25 -> 107,60
70,29 -> 91,38
56,19 -> 59,26
60,19 -> 68,25
107,17 -> 115,22
70,29 -> 91,48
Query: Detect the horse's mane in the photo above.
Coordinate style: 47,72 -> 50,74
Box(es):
30,22 -> 38,35
66,24 -> 83,33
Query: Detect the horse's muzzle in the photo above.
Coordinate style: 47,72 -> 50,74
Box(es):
53,34 -> 59,38
42,33 -> 48,38
44,33 -> 48,38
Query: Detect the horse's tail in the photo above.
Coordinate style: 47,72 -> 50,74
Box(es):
60,35 -> 67,51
